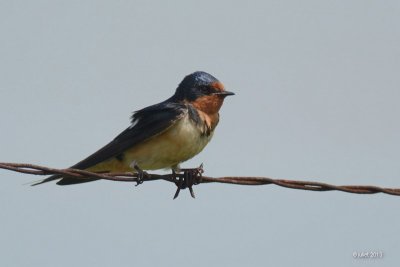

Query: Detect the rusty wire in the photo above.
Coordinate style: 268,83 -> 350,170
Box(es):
1,162 -> 399,197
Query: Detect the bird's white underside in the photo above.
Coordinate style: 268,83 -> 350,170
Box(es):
125,113 -> 213,171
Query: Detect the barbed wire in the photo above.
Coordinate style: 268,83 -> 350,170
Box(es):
1,162 -> 399,198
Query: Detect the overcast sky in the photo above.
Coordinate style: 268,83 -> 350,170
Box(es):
0,1 -> 399,266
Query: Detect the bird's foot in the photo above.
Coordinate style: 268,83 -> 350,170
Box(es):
173,164 -> 204,199
132,163 -> 148,186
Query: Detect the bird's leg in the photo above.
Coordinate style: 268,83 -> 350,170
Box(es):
173,164 -> 204,199
130,161 -> 148,186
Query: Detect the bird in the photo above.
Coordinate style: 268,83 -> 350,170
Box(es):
32,71 -> 234,187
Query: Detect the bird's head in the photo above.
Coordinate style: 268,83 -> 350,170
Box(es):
173,71 -> 234,114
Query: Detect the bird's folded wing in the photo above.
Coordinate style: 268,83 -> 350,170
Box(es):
71,102 -> 187,170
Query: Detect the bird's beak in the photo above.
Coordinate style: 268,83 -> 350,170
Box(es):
214,90 -> 235,97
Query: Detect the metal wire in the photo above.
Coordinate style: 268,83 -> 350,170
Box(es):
1,162 -> 399,197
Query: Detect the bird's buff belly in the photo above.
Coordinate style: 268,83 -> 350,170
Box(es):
88,117 -> 213,173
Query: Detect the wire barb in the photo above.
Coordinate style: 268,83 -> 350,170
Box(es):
172,164 -> 204,199
1,162 -> 400,197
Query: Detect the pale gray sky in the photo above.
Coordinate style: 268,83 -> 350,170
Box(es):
0,1 -> 399,266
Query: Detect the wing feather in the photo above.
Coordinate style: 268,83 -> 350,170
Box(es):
32,101 -> 187,185
72,102 -> 187,170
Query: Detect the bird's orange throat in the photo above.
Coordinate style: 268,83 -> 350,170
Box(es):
191,95 -> 223,131
192,95 -> 225,115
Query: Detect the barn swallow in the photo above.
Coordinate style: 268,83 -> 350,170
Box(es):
33,71 -> 234,189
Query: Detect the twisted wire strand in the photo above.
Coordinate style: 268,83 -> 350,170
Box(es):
1,162 -> 399,196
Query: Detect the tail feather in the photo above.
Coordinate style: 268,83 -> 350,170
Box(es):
31,174 -> 99,186
31,174 -> 62,186
56,177 -> 99,185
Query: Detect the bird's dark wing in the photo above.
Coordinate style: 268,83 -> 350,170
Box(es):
32,101 -> 187,186
71,101 -> 187,170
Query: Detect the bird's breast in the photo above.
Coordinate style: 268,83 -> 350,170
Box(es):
123,113 -> 214,170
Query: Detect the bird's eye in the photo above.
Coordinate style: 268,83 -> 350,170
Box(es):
200,86 -> 213,95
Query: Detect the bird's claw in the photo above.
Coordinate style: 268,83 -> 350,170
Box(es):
133,164 -> 148,186
173,164 -> 204,199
